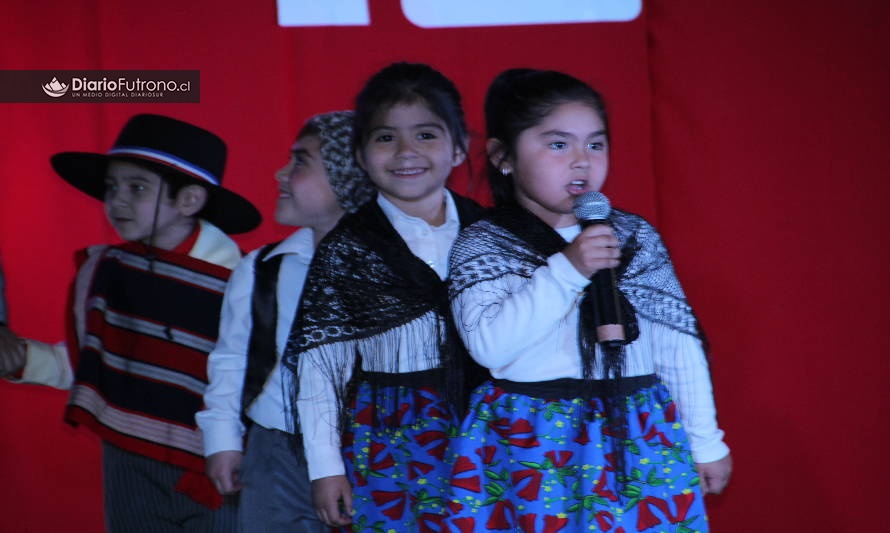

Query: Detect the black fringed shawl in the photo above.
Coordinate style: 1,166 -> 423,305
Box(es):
282,192 -> 486,433
448,205 -> 707,385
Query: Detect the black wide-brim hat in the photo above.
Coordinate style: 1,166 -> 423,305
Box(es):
50,113 -> 261,234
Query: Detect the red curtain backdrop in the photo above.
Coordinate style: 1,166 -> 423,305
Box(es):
1,1 -> 886,531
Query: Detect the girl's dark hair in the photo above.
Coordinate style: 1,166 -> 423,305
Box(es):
485,68 -> 609,207
353,62 -> 468,155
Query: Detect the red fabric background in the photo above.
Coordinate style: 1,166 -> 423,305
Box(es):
0,1 -> 886,531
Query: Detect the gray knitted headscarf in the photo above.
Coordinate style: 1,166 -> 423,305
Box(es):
303,110 -> 375,213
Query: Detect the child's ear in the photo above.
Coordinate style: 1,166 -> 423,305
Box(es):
175,185 -> 208,217
486,138 -> 511,175
451,141 -> 468,168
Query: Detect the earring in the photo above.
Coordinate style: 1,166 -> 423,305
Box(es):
500,168 -> 511,176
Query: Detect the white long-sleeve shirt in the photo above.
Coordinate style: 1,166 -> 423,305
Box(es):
297,192 -> 460,481
196,228 -> 314,456
450,224 -> 730,463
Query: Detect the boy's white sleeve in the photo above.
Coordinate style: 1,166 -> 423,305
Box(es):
9,247 -> 105,391
195,252 -> 256,456
297,345 -> 351,481
11,339 -> 74,389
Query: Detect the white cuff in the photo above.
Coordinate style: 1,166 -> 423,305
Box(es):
196,411 -> 245,456
690,437 -> 730,464
15,339 -> 73,390
306,444 -> 346,481
549,252 -> 592,290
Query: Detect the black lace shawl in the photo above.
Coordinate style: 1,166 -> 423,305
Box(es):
449,205 -> 708,382
282,192 -> 486,432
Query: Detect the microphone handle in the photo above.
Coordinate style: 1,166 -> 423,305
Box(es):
590,267 -> 626,343
579,219 -> 626,344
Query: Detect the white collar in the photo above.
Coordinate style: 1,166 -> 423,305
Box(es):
262,227 -> 315,262
189,219 -> 243,269
376,190 -> 460,229
555,224 -> 582,242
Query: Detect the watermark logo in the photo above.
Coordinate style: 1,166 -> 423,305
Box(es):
42,77 -> 69,98
0,70 -> 200,103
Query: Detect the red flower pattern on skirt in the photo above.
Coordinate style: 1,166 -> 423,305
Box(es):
341,382 -> 457,532
489,417 -> 540,448
450,455 -> 481,493
444,380 -> 709,532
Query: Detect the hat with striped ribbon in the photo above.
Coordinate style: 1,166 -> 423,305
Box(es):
50,113 -> 261,234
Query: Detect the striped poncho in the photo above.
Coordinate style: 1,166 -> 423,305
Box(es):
64,241 -> 231,504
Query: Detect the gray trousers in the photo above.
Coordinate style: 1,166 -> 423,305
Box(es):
102,442 -> 238,533
239,424 -> 326,533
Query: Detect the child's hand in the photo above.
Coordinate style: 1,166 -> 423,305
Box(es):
696,453 -> 733,495
206,450 -> 243,495
312,475 -> 353,527
562,224 -> 621,278
0,326 -> 25,377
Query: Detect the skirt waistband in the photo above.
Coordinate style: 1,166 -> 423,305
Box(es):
492,374 -> 658,400
359,368 -> 446,388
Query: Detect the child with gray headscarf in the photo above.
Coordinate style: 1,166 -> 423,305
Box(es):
197,111 -> 374,533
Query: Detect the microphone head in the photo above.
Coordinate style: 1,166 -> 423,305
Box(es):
573,191 -> 611,222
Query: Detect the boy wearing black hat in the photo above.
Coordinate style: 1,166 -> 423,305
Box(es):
1,114 -> 260,532
196,111 -> 374,533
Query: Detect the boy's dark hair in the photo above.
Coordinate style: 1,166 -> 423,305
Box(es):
161,169 -> 192,200
485,69 -> 609,207
353,62 -> 468,156
125,160 -> 213,219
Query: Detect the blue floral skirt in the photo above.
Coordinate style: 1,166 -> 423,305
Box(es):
444,377 -> 708,533
339,378 -> 459,533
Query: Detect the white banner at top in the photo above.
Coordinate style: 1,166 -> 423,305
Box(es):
277,0 -> 641,28
402,0 -> 641,28
277,0 -> 370,27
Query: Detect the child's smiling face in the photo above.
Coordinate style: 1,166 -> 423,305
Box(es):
274,133 -> 343,233
357,101 -> 465,215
